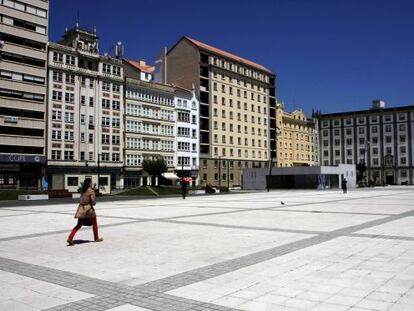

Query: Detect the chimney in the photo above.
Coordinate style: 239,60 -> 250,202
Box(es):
372,99 -> 385,109
115,41 -> 124,59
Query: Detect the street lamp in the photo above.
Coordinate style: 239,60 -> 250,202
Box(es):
97,153 -> 101,193
218,156 -> 221,188
364,140 -> 370,184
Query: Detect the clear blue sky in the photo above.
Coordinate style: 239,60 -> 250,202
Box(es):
49,0 -> 414,115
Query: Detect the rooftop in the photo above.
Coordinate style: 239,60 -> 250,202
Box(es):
125,59 -> 155,73
317,104 -> 414,118
182,36 -> 274,75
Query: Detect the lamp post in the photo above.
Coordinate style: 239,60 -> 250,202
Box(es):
218,156 -> 221,188
267,154 -> 272,192
227,159 -> 230,189
97,153 -> 101,193
364,140 -> 370,185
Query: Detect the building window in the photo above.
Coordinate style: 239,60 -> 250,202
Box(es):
64,151 -> 74,160
67,177 -> 79,186
51,150 -> 61,160
52,91 -> 62,101
65,55 -> 76,65
103,63 -> 111,73
53,52 -> 63,63
52,71 -> 62,82
65,92 -> 74,104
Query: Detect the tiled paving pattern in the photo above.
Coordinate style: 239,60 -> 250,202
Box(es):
0,187 -> 413,310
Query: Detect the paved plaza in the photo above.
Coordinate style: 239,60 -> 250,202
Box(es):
0,187 -> 413,311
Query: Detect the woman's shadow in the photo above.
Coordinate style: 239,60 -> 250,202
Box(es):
67,239 -> 92,246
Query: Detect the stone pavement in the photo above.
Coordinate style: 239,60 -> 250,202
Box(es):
0,187 -> 413,311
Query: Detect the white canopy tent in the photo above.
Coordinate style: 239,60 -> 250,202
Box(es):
161,172 -> 180,180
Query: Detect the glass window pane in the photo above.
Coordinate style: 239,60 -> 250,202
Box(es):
2,16 -> 14,25
15,1 -> 25,11
35,26 -> 46,34
36,8 -> 47,18
26,5 -> 37,14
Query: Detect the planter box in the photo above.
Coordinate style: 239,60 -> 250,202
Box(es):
190,189 -> 220,195
18,194 -> 49,201
189,190 -> 205,195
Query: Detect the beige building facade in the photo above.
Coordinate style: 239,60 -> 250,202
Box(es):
47,26 -> 124,191
164,37 -> 277,188
275,102 -> 319,167
0,0 -> 49,189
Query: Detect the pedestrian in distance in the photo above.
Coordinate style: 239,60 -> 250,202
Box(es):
181,178 -> 187,199
341,177 -> 348,194
67,178 -> 103,246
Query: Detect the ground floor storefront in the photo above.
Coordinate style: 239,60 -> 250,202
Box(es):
0,155 -> 46,190
124,169 -> 199,189
367,167 -> 414,185
46,166 -> 123,194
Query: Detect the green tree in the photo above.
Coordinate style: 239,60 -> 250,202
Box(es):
142,157 -> 168,179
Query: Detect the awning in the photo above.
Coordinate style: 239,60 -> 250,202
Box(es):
161,172 -> 180,180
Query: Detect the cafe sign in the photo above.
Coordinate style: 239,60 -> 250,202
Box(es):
4,116 -> 18,124
0,154 -> 46,163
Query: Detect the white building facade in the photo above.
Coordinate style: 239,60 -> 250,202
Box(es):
317,101 -> 414,185
123,78 -> 176,187
47,26 -> 124,192
174,87 -> 200,186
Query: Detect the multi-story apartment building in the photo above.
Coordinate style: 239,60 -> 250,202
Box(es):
47,26 -> 124,192
275,101 -> 319,167
0,0 -> 49,189
124,77 -> 176,187
124,59 -> 200,187
164,36 -> 277,188
317,100 -> 414,185
174,86 -> 199,185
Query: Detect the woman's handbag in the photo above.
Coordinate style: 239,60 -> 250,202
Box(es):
74,204 -> 96,219
81,217 -> 93,226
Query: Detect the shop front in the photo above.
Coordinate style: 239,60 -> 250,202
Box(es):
0,154 -> 46,190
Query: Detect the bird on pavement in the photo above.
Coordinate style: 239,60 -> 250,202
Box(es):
281,201 -> 285,205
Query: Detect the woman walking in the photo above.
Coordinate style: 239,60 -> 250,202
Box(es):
67,178 -> 103,246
